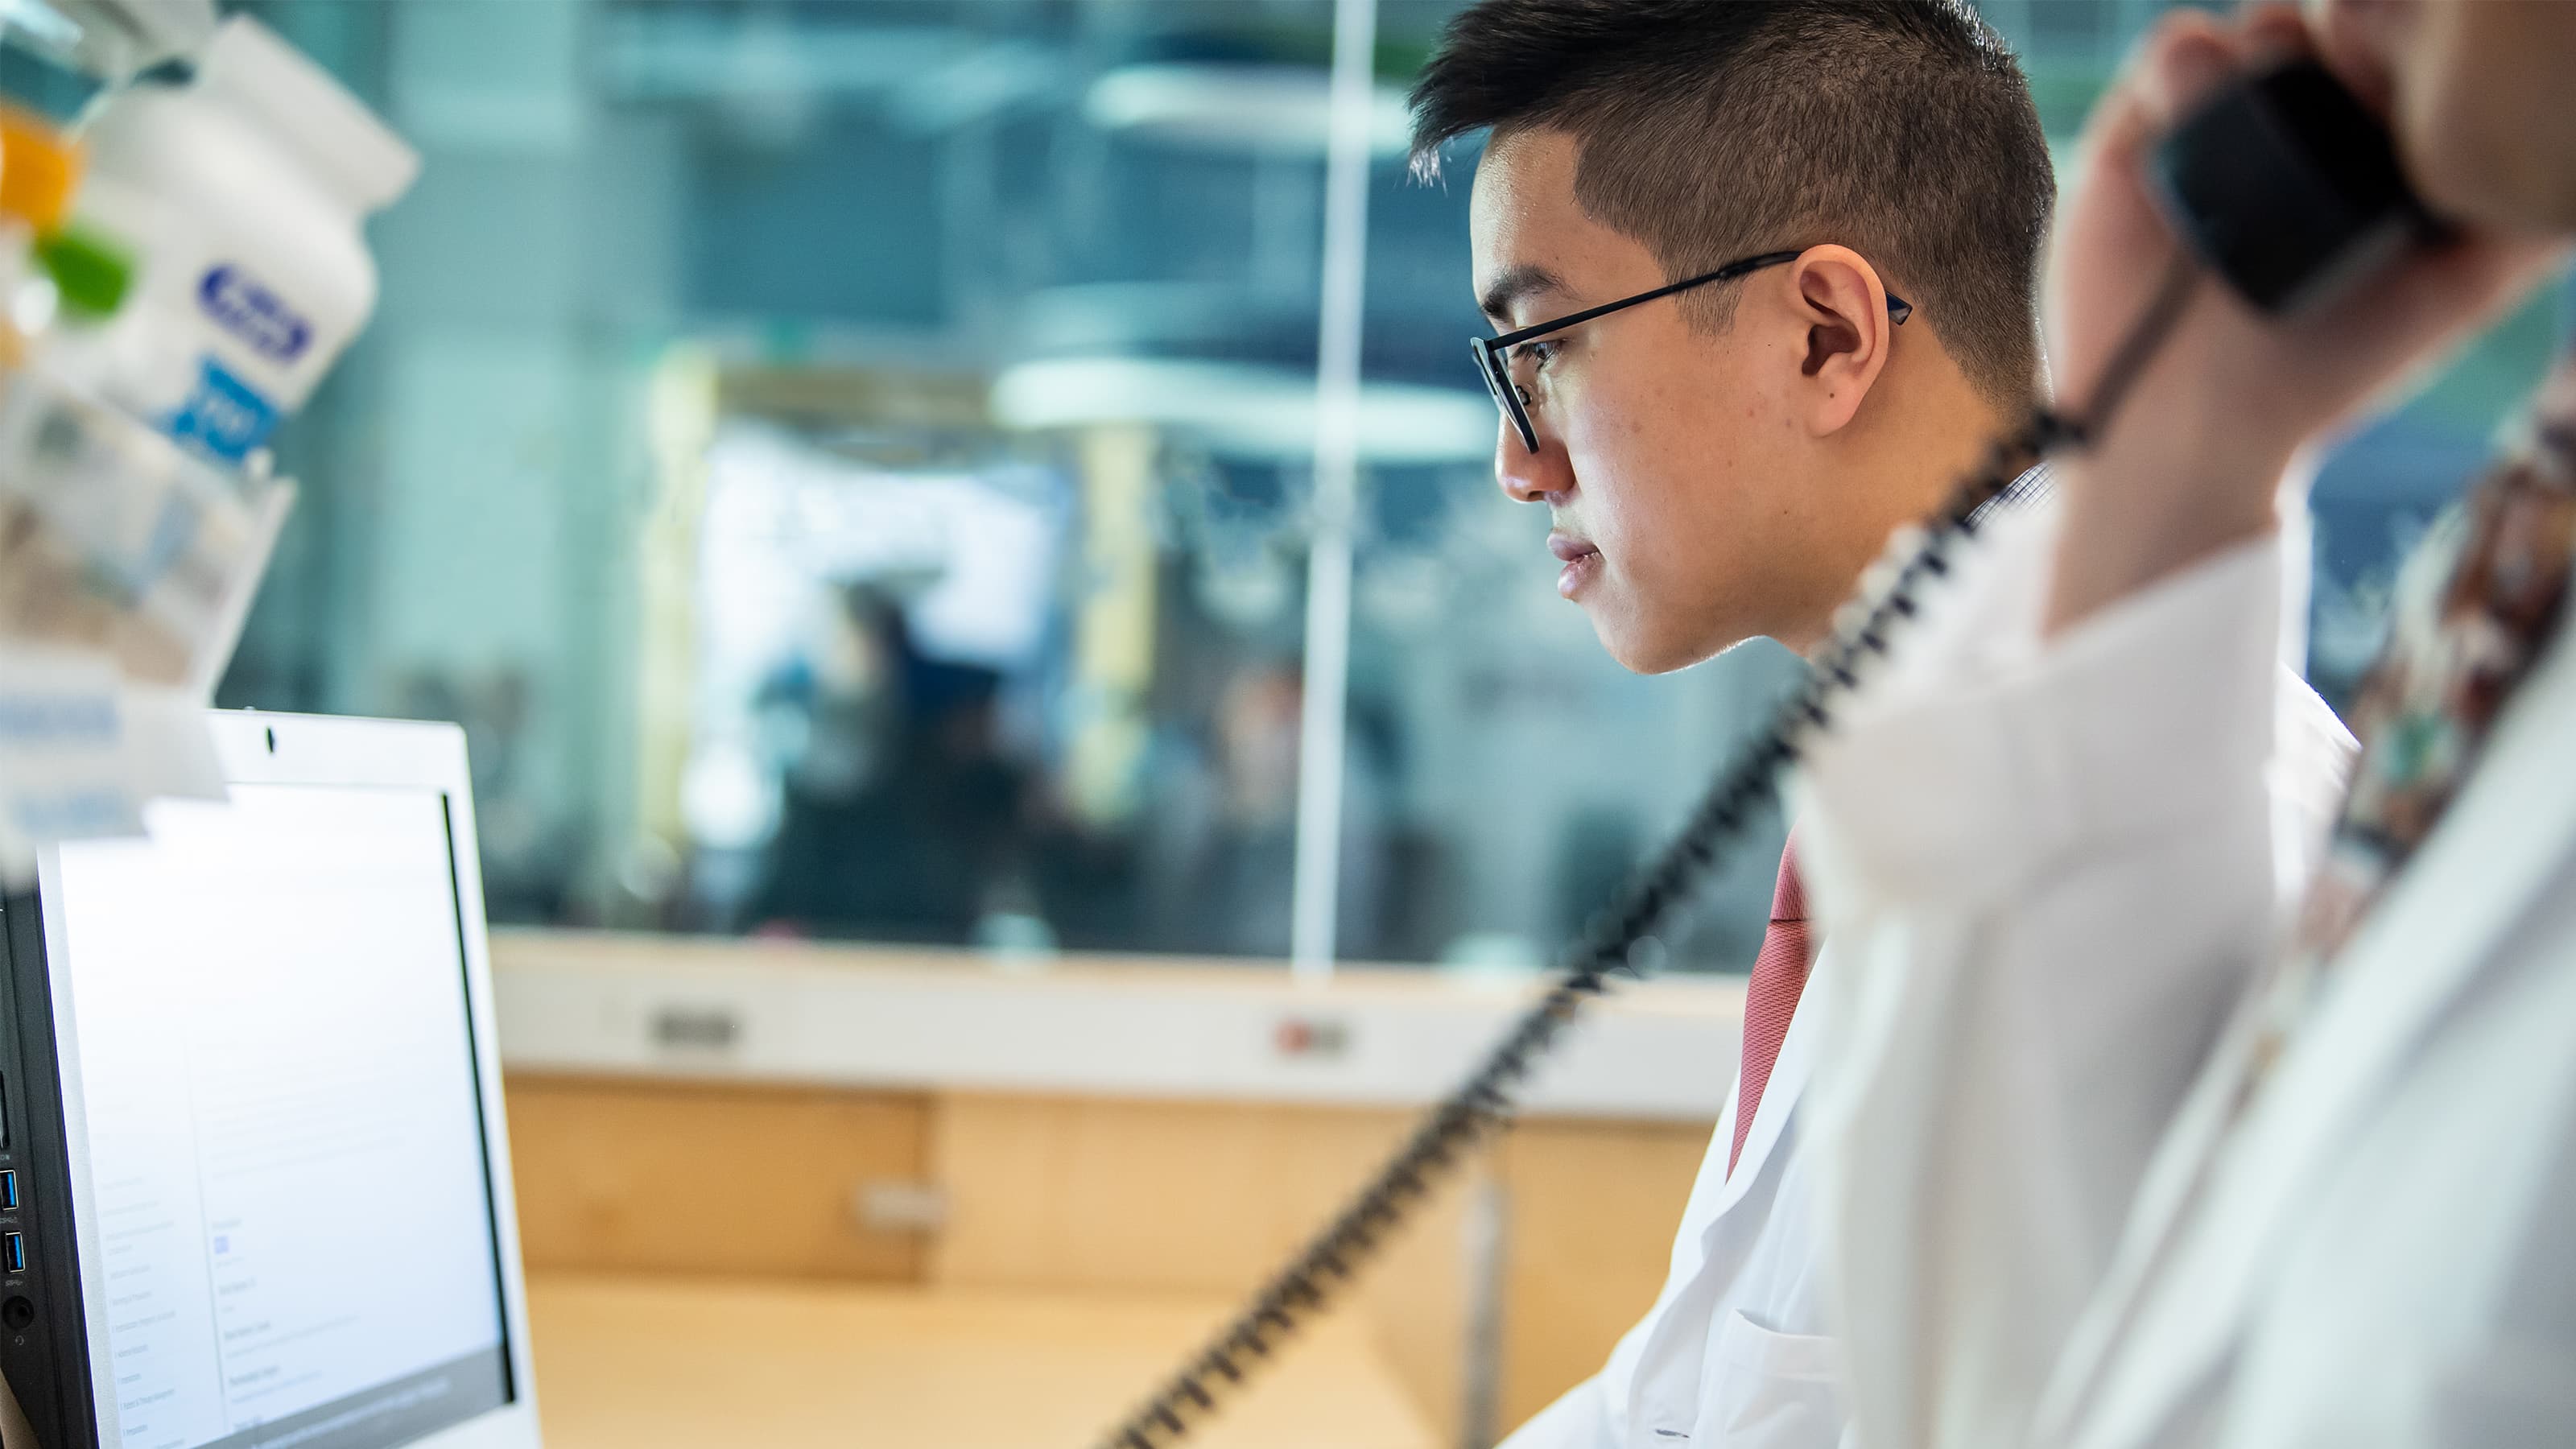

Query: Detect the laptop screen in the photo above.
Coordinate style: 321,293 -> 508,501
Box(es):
49,783 -> 513,1449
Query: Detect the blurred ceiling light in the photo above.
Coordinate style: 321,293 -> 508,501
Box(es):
884,43 -> 1065,132
993,357 -> 1489,464
602,11 -> 1060,134
711,12 -> 829,148
1020,282 -> 1255,355
1084,64 -> 1410,155
606,12 -> 963,97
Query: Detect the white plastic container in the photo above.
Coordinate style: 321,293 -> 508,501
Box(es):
63,14 -> 417,462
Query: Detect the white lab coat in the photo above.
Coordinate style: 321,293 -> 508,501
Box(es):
1501,473 -> 2075,1449
1795,489 -> 2576,1448
1503,978 -> 1851,1449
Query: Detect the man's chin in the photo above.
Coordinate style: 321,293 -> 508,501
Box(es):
1594,614 -> 1743,676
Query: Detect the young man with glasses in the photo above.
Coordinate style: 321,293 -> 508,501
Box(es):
1421,0 -> 2050,678
1410,4 -> 2347,1448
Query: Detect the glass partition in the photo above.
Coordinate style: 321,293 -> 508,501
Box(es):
216,0 -> 2566,972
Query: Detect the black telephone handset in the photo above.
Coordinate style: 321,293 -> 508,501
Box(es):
1089,59 -> 2432,1449
2153,56 -> 2440,314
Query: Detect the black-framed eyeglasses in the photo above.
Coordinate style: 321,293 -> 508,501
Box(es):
1471,250 -> 1913,453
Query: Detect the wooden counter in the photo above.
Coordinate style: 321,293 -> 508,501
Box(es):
494,928 -> 1732,1439
526,1274 -> 1439,1449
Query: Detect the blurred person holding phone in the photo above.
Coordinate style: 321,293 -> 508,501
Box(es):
1796,2 -> 2576,1446
1409,4 -> 2347,1446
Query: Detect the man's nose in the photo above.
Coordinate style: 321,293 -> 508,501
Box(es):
1494,416 -> 1573,505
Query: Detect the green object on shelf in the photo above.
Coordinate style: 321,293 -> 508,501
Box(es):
36,225 -> 134,318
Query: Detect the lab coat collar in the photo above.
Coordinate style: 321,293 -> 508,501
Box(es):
2063,624 -> 2576,1449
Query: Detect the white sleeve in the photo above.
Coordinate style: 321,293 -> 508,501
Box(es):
1497,1372 -> 1612,1449
1790,498 -> 2352,1449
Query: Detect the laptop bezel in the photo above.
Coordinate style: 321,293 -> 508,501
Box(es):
15,710 -> 541,1449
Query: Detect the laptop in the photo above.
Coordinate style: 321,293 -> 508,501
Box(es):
0,712 -> 540,1449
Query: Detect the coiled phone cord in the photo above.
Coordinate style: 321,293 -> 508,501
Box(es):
1089,253 -> 2202,1449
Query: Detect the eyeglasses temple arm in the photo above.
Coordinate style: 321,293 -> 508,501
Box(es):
1480,254 -> 1912,353
1484,250 -> 1805,350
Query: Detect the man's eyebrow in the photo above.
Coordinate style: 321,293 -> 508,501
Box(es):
1478,264 -> 1569,325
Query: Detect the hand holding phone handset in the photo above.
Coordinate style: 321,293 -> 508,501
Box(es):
2045,6 -> 2557,638
1087,52 -> 2427,1449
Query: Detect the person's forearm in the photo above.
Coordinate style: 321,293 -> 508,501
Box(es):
2042,371 -> 2294,638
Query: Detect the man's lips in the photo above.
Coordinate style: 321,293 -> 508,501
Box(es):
1547,532 -> 1602,599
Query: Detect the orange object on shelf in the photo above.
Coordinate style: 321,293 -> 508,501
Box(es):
0,104 -> 83,233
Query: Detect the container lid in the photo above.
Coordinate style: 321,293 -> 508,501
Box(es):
0,105 -> 83,232
195,16 -> 419,214
6,0 -> 216,80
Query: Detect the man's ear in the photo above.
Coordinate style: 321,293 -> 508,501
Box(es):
1786,246 -> 1893,437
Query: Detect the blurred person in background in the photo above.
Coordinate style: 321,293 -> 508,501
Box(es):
1414,3 -> 2318,1447
747,583 -> 1031,943
1798,2 -> 2576,1446
1145,660 -> 1393,959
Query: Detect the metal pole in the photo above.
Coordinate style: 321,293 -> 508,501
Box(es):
1458,1174 -> 1510,1449
1289,0 -> 1377,982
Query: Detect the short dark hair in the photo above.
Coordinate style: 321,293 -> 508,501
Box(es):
1411,0 -> 2054,407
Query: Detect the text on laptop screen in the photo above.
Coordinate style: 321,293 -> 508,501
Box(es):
52,784 -> 511,1449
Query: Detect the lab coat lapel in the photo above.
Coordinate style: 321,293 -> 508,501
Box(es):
1620,964 -> 1812,1393
2072,625 -> 2576,1449
1706,947 -> 1827,1225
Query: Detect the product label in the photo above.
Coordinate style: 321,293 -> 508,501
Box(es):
197,264 -> 312,364
163,357 -> 281,463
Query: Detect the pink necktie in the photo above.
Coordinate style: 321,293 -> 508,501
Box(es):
1730,839 -> 1814,1178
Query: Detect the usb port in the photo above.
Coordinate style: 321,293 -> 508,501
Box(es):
0,1171 -> 17,1211
4,1232 -> 26,1274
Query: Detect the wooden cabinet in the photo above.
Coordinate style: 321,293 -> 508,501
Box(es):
504,1075 -> 931,1281
504,1074 -> 1710,1443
